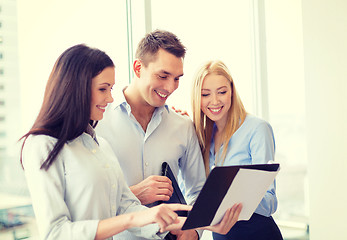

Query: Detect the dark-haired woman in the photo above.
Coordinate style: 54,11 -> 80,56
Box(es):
20,44 -> 191,240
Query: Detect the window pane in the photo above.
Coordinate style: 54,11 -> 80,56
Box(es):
148,1 -> 309,239
150,0 -> 254,115
265,0 -> 309,238
1,1 -> 130,239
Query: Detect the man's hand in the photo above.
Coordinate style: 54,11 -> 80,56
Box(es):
170,229 -> 199,240
130,175 -> 174,205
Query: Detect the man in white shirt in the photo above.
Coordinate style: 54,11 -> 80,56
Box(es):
96,29 -> 205,240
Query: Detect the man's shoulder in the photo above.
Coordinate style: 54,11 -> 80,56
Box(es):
165,107 -> 193,125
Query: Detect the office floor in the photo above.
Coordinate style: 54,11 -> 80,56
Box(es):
200,227 -> 309,240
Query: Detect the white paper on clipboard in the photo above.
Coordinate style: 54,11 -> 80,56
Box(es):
211,168 -> 279,225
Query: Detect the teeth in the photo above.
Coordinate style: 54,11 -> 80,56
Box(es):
98,106 -> 106,110
210,108 -> 221,113
156,91 -> 167,98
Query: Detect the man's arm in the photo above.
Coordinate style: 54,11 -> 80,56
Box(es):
181,121 -> 207,239
180,121 -> 206,205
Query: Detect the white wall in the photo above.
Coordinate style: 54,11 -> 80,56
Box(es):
302,0 -> 347,239
17,0 -> 129,134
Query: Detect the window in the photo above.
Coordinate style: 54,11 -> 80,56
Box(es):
1,1 -> 131,239
149,0 -> 254,114
0,147 -> 6,158
145,1 -> 309,239
263,1 -> 308,238
1,2 -> 310,240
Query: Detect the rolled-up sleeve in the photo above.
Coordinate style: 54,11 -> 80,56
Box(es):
250,121 -> 277,216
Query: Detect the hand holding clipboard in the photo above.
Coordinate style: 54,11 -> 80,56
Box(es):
159,162 -> 242,236
158,162 -> 279,235
182,163 -> 280,230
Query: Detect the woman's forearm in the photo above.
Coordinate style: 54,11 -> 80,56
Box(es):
95,214 -> 133,240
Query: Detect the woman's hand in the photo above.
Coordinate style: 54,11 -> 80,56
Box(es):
200,203 -> 242,234
172,106 -> 189,117
95,204 -> 192,240
132,203 -> 192,233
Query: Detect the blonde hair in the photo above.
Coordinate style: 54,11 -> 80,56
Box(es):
191,60 -> 247,176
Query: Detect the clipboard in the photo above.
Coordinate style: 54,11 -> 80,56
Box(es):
159,162 -> 188,240
160,162 -> 188,217
181,163 -> 280,230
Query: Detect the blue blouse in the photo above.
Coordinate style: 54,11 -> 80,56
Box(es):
209,114 -> 278,217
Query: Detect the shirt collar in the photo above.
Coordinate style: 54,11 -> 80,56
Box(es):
85,124 -> 99,145
156,104 -> 170,114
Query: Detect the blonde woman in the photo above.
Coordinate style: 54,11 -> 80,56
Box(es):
191,60 -> 283,240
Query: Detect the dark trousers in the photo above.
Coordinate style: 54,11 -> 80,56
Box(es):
212,213 -> 283,240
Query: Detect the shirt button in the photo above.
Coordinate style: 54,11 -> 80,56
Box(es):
145,162 -> 149,166
112,184 -> 116,189
105,164 -> 110,168
91,149 -> 97,153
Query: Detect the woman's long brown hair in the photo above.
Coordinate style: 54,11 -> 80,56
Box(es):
20,44 -> 114,170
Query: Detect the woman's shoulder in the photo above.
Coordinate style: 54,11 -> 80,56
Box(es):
242,114 -> 273,133
24,134 -> 57,148
22,134 -> 58,169
244,114 -> 270,126
240,114 -> 273,137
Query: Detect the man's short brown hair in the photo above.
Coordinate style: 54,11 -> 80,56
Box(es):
135,29 -> 186,66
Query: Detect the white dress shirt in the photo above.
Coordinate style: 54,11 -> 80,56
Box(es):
22,125 -> 163,240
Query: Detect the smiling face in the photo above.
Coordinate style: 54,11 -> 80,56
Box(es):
136,48 -> 184,107
90,67 -> 115,121
201,73 -> 232,127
